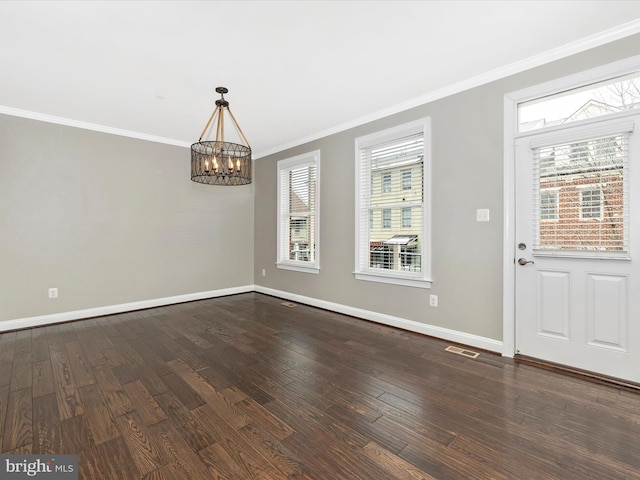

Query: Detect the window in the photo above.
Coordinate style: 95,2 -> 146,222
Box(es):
518,72 -> 640,133
581,188 -> 602,220
355,118 -> 431,288
540,190 -> 558,221
277,150 -> 320,273
382,173 -> 392,193
382,209 -> 391,228
402,207 -> 412,228
402,170 -> 412,190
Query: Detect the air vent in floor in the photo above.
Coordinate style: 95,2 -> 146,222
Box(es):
445,345 -> 479,359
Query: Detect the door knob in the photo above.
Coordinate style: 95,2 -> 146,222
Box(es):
518,258 -> 535,266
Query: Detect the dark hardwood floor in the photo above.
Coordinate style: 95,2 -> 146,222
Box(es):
1,292 -> 639,479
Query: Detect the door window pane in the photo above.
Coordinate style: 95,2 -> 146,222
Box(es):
534,134 -> 627,254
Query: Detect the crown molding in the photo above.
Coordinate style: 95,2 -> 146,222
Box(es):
0,105 -> 191,148
2,18 -> 640,156
253,18 -> 640,159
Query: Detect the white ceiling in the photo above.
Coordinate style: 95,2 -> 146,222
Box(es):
1,1 -> 640,158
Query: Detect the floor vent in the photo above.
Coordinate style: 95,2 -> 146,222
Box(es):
445,345 -> 479,359
281,302 -> 297,308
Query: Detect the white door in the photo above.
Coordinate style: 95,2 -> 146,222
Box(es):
515,116 -> 640,383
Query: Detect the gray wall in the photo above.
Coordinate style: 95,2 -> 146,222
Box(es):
254,34 -> 640,342
3,34 -> 639,336
0,115 -> 254,322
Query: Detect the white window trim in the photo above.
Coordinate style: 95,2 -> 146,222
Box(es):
354,118 -> 432,289
277,150 -> 320,274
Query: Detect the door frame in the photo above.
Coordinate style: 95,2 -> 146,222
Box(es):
502,55 -> 640,357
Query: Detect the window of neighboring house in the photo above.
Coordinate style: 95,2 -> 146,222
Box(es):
355,118 -> 431,288
382,209 -> 392,228
402,170 -> 412,190
277,150 -> 320,273
291,218 -> 308,237
539,147 -> 556,175
402,207 -> 412,228
570,142 -> 590,167
540,190 -> 558,221
581,187 -> 603,220
382,173 -> 392,193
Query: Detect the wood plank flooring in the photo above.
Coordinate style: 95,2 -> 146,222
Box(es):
1,292 -> 639,479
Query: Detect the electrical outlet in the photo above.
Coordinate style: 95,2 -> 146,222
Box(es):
48,287 -> 58,299
261,268 -> 266,277
429,294 -> 438,307
476,208 -> 490,222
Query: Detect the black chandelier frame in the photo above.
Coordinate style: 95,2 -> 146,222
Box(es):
191,87 -> 252,186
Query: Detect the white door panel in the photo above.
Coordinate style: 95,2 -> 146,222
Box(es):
536,269 -> 570,340
515,116 -> 640,383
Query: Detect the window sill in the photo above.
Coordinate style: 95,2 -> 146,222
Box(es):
277,262 -> 320,275
354,271 -> 432,289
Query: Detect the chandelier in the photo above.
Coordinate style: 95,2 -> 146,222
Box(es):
191,87 -> 252,185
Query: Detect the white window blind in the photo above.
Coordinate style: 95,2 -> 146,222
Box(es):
356,128 -> 426,279
532,133 -> 629,257
277,151 -> 320,273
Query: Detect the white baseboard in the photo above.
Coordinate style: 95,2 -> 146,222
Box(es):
2,284 -> 503,354
0,285 -> 254,332
255,286 -> 503,353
